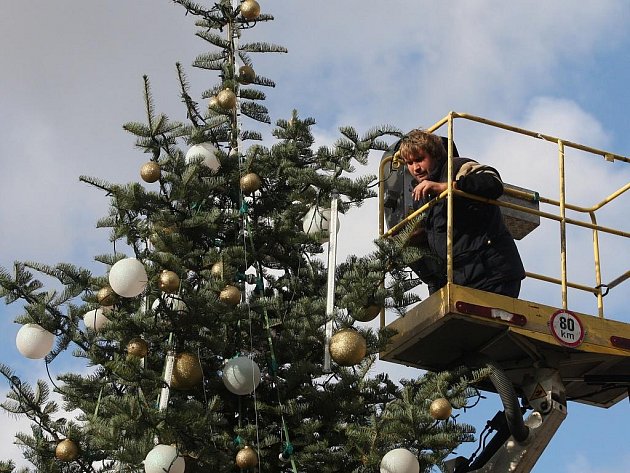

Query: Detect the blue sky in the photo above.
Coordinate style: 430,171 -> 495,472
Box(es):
1,1 -> 629,471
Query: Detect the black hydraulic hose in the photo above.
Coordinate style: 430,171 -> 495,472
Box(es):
468,356 -> 529,443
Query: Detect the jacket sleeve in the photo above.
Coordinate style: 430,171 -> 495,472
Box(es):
455,161 -> 504,199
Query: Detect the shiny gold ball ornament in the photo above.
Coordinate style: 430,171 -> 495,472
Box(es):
235,446 -> 258,469
208,95 -> 219,110
55,438 -> 79,462
240,0 -> 261,20
170,352 -> 203,390
127,338 -> 149,358
219,285 -> 241,306
429,397 -> 453,420
96,286 -> 118,306
158,270 -> 180,294
329,329 -> 367,366
352,304 -> 382,323
140,161 -> 161,183
217,88 -> 237,110
240,172 -> 261,195
238,65 -> 256,85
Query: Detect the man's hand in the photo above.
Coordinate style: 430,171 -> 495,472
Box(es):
411,180 -> 448,201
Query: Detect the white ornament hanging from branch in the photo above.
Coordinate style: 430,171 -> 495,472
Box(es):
108,258 -> 148,298
222,356 -> 261,395
83,308 -> 111,332
15,323 -> 55,359
143,444 -> 185,473
380,448 -> 420,473
185,142 -> 221,172
302,205 -> 340,244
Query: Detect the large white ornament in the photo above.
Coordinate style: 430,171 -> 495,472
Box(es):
144,444 -> 185,473
83,308 -> 111,332
302,206 -> 339,243
109,258 -> 148,298
185,142 -> 220,172
380,448 -> 419,473
15,323 -> 55,359
222,356 -> 261,395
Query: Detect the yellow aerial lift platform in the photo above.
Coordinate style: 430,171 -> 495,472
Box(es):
377,112 -> 630,472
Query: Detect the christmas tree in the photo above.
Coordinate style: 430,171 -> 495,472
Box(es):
0,1 -> 488,471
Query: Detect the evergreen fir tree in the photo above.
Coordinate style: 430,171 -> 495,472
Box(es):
0,1 -> 489,471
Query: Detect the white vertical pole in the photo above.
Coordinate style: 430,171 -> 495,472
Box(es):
323,193 -> 339,372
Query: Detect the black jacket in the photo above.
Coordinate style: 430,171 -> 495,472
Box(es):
413,157 -> 525,291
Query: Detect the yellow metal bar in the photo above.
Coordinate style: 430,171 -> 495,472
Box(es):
590,211 -> 604,317
590,181 -> 630,211
449,112 -> 630,164
558,140 -> 568,309
446,114 -> 455,285
524,272 -> 599,295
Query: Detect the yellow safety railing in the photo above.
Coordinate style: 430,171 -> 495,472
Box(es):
379,112 -> 629,322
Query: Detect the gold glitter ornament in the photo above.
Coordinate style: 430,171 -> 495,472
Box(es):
352,305 -> 381,323
429,397 -> 452,420
217,88 -> 237,109
219,285 -> 241,306
158,270 -> 180,294
240,172 -> 261,195
140,161 -> 161,183
238,65 -> 256,85
210,261 -> 224,279
235,445 -> 258,469
127,338 -> 149,358
170,352 -> 203,390
96,286 -> 118,306
329,329 -> 367,366
55,438 -> 79,462
240,0 -> 260,20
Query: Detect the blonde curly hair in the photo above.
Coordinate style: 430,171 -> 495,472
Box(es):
398,129 -> 447,163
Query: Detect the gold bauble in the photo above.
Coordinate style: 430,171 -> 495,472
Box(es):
55,438 -> 79,462
126,338 -> 149,358
240,0 -> 261,20
159,270 -> 180,294
219,285 -> 241,306
352,305 -> 381,323
329,329 -> 367,366
140,161 -> 161,183
208,95 -> 219,110
429,397 -> 452,420
240,172 -> 261,195
210,261 -> 224,279
170,352 -> 203,390
235,445 -> 258,469
238,65 -> 256,85
217,88 -> 237,110
96,286 -> 118,306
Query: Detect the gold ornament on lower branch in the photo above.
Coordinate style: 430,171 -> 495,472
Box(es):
329,328 -> 367,366
140,161 -> 161,183
240,172 -> 261,195
159,270 -> 180,294
55,438 -> 79,462
170,352 -> 203,390
429,397 -> 452,420
235,445 -> 258,469
127,338 -> 149,358
219,285 -> 241,306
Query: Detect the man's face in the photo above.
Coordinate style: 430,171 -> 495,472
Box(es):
405,150 -> 437,182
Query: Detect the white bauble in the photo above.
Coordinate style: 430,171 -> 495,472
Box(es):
185,142 -> 220,172
302,206 -> 339,243
15,324 -> 55,359
222,356 -> 261,395
83,308 -> 111,332
144,444 -> 185,473
380,448 -> 419,473
109,258 -> 148,298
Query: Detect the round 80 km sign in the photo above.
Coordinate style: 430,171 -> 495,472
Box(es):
549,310 -> 584,347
